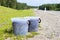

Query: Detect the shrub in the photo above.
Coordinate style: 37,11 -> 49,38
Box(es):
55,8 -> 60,11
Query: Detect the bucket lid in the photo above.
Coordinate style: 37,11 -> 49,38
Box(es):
11,17 -> 29,22
24,16 -> 40,20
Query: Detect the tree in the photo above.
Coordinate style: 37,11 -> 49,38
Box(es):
0,0 -> 29,10
1,0 -> 7,7
0,0 -> 2,5
10,0 -> 17,9
6,0 -> 17,9
56,4 -> 60,8
16,3 -> 28,10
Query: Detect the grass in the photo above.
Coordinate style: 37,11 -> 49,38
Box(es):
26,32 -> 39,38
0,6 -> 36,40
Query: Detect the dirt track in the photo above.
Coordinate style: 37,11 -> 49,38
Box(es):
27,10 -> 60,40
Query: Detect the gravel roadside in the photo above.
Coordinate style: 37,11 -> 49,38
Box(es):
27,10 -> 60,40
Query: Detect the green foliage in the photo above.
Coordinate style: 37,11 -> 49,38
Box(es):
56,4 -> 60,8
0,0 -> 38,10
0,0 -> 7,6
39,6 -> 44,10
26,32 -> 39,38
55,8 -> 60,11
16,3 -> 28,10
0,0 -> 17,9
39,3 -> 60,11
0,6 -> 34,40
10,0 -> 17,9
0,0 -> 31,10
6,0 -> 17,9
28,6 -> 38,9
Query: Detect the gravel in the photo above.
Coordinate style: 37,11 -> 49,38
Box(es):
27,10 -> 60,40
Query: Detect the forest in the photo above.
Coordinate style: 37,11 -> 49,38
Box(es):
39,4 -> 60,11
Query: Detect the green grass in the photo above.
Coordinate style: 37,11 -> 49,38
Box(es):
26,32 -> 39,38
0,6 -> 35,40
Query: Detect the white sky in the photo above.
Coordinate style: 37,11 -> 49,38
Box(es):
17,0 -> 60,6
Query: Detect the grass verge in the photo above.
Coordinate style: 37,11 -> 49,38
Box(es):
0,6 -> 35,40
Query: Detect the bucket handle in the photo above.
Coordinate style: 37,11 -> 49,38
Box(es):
39,18 -> 41,23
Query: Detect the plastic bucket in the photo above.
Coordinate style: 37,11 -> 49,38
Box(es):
11,18 -> 29,36
24,17 -> 41,32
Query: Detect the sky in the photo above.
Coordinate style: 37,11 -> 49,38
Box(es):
17,0 -> 60,6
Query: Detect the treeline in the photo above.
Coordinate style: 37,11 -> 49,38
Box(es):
0,0 -> 38,10
16,2 -> 28,10
0,0 -> 34,10
0,0 -> 17,9
28,6 -> 38,8
39,4 -> 60,11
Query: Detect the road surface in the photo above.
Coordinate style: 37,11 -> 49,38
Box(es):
27,10 -> 60,40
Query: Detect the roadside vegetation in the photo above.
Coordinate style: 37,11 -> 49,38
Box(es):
0,6 -> 36,40
39,3 -> 60,11
0,0 -> 39,40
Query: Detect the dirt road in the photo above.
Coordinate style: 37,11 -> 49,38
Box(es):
27,10 -> 60,40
